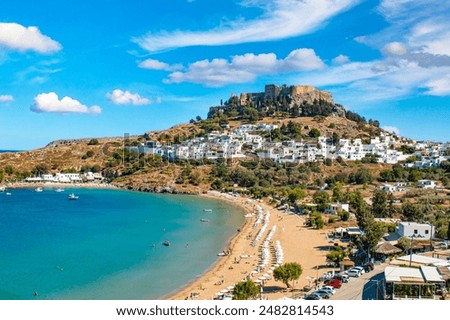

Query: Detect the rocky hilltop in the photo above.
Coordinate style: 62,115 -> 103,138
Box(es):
240,84 -> 334,105
209,84 -> 346,119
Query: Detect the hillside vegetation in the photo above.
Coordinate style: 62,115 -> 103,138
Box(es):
1,84 -> 449,239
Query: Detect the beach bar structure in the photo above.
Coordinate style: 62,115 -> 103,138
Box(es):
384,266 -> 445,300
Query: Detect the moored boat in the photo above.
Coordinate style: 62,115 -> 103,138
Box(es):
35,187 -> 43,192
68,193 -> 79,200
162,240 -> 170,246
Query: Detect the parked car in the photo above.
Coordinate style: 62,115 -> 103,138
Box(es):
346,269 -> 361,277
363,264 -> 372,273
333,274 -> 349,283
364,262 -> 375,271
319,286 -> 336,295
324,278 -> 342,288
313,290 -> 332,299
304,293 -> 322,300
352,266 -> 365,275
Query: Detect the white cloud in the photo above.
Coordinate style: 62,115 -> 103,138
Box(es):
285,0 -> 450,104
423,75 -> 450,96
382,42 -> 407,55
138,58 -> 181,71
375,2 -> 450,57
164,48 -> 324,87
30,92 -> 101,114
134,0 -> 360,52
231,53 -> 278,74
283,49 -> 325,71
0,95 -> 13,103
107,89 -> 150,105
409,20 -> 450,56
332,54 -> 350,65
382,126 -> 401,136
0,22 -> 61,54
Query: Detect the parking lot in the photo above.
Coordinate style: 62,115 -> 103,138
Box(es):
329,263 -> 387,300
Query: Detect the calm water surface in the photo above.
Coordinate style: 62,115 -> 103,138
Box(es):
0,188 -> 244,299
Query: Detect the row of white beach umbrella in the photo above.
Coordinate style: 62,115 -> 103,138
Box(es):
258,225 -> 277,269
252,211 -> 270,247
274,240 -> 284,265
252,206 -> 264,228
215,285 -> 235,299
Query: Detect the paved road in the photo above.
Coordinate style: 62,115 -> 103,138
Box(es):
329,264 -> 387,300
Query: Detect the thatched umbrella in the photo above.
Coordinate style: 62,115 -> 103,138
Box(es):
410,240 -> 429,250
375,242 -> 402,256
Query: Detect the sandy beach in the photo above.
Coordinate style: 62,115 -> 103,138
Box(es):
167,191 -> 339,300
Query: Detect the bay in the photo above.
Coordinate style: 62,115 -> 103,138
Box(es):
0,188 -> 244,299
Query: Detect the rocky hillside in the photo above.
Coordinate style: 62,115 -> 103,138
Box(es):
208,83 -> 349,120
0,84 -> 401,192
0,114 -> 390,187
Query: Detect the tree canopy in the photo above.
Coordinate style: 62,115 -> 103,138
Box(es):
273,262 -> 303,288
371,190 -> 388,218
232,280 -> 259,300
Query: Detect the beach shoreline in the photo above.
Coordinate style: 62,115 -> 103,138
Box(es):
164,191 -> 339,300
160,191 -> 256,300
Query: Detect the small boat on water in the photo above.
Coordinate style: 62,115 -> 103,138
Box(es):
68,193 -> 79,200
162,241 -> 171,246
35,187 -> 43,192
6,192 -> 12,196
200,218 -> 210,222
203,209 -> 213,212
0,186 -> 6,192
55,188 -> 64,192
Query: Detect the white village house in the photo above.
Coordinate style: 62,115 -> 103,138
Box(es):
417,179 -> 436,189
324,203 -> 349,215
396,222 -> 435,240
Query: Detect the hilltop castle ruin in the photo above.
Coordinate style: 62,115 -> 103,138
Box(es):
238,84 -> 334,106
208,84 -> 344,119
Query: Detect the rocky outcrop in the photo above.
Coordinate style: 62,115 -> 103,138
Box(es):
209,83 -> 344,119
238,84 -> 334,106
289,85 -> 334,105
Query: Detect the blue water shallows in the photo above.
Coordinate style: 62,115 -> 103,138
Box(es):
0,188 -> 245,299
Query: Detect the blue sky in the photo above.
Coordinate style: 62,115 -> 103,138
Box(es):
1,0 -> 450,150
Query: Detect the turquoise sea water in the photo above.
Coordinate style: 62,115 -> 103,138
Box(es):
0,188 -> 245,300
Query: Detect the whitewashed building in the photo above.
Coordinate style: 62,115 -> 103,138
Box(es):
396,222 -> 434,240
417,180 -> 436,189
324,203 -> 349,214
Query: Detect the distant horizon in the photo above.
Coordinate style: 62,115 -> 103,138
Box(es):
1,1 -> 450,149
0,149 -> 22,153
